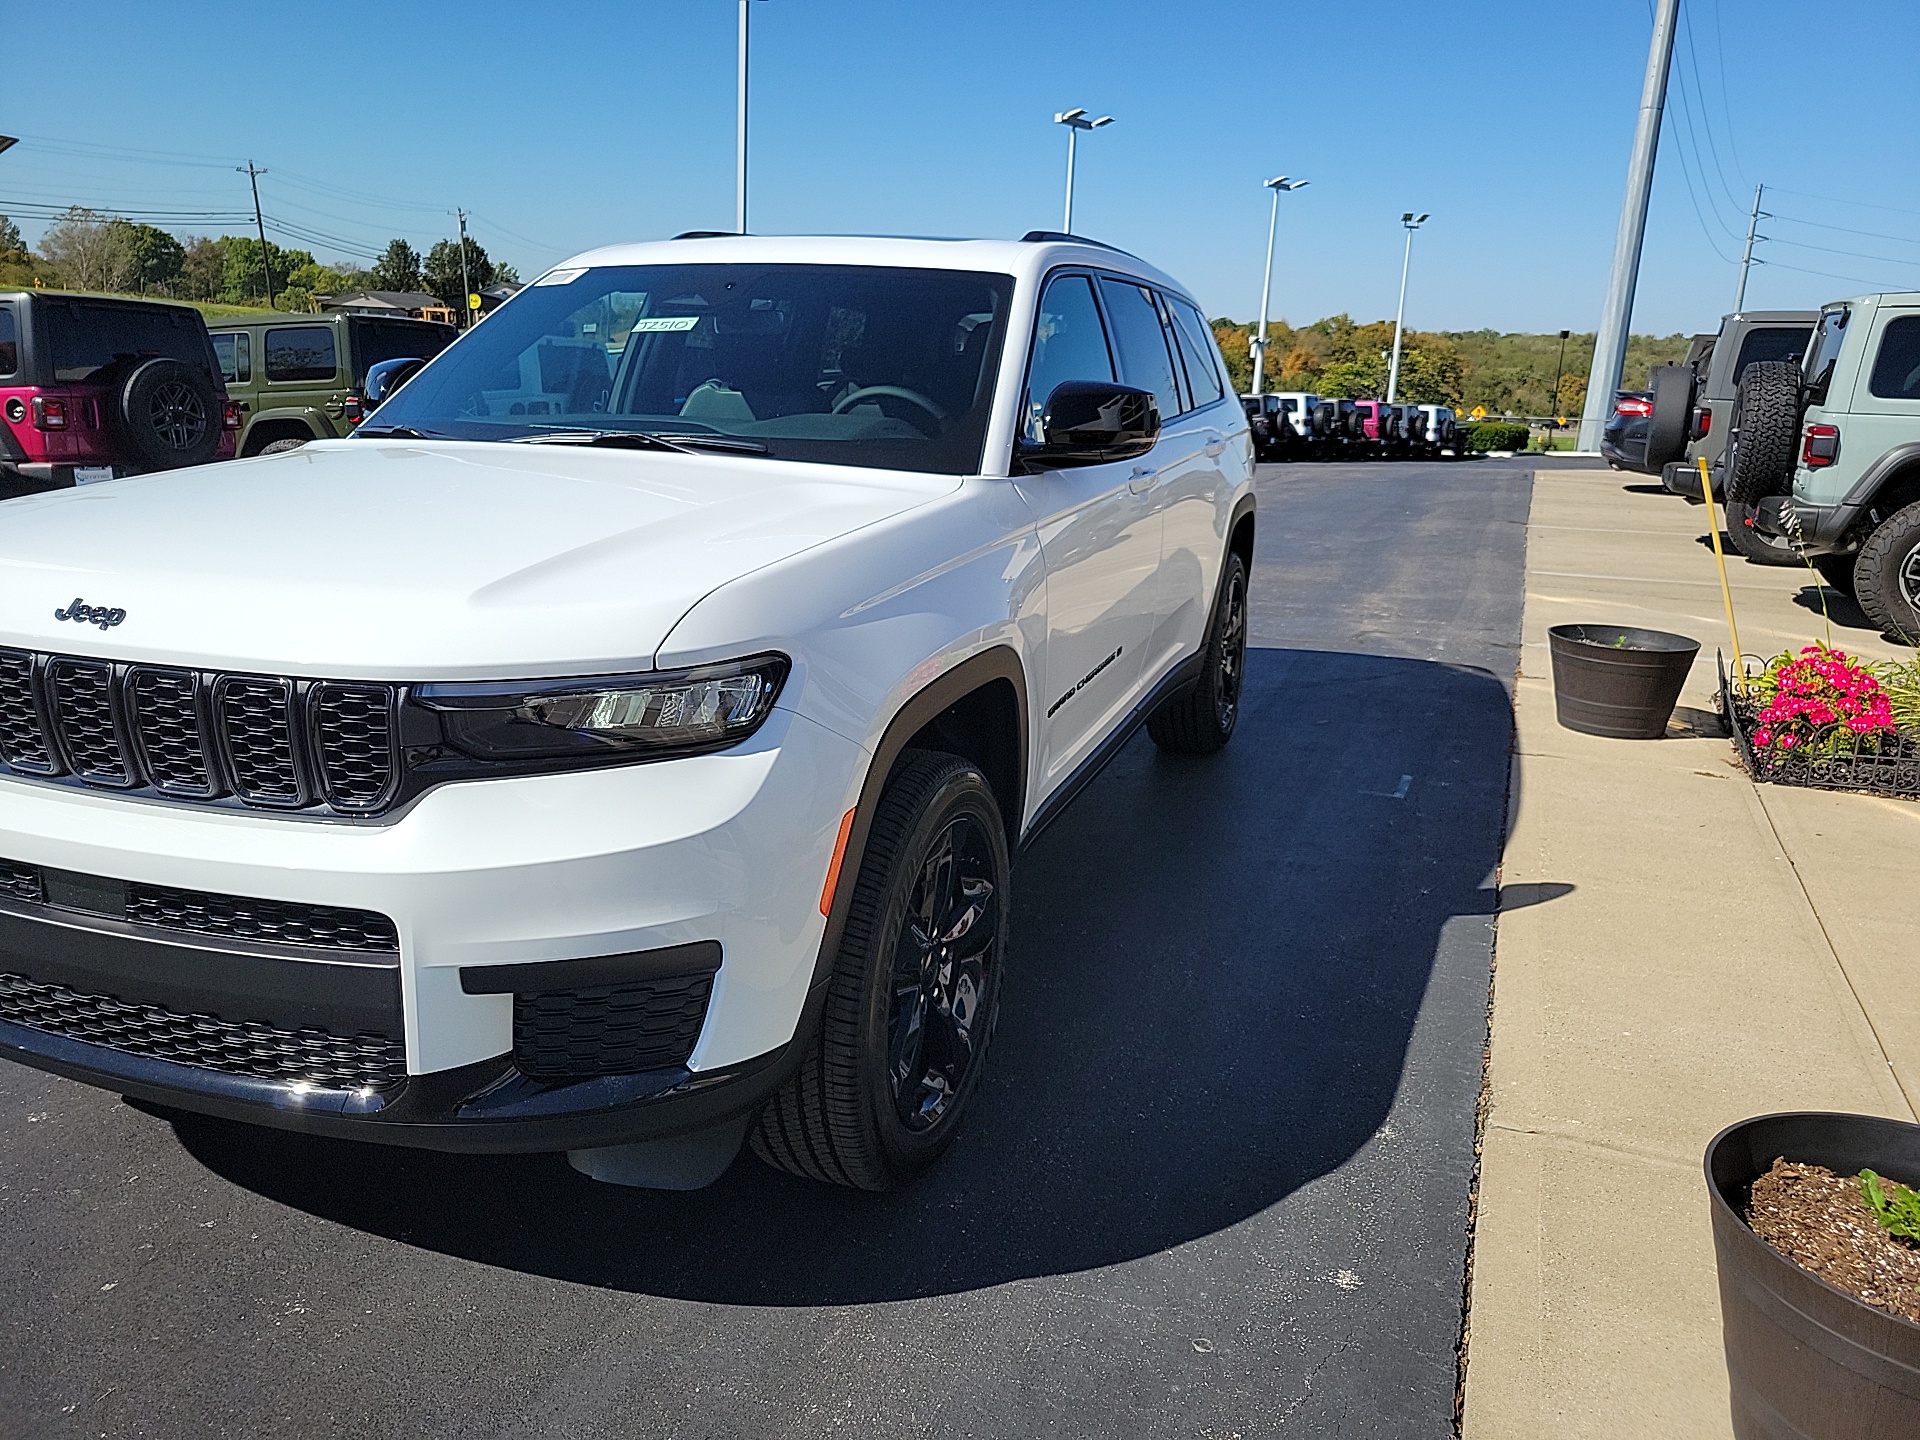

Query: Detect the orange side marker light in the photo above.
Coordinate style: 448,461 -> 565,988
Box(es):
819,807 -> 857,918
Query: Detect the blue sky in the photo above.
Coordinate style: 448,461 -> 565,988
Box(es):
5,0 -> 1918,336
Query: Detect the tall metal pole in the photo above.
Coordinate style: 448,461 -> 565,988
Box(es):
1062,125 -> 1077,233
456,208 -> 474,330
238,161 -> 274,310
1552,327 -> 1570,424
1387,214 -> 1425,403
736,0 -> 750,233
1577,0 -> 1681,452
1252,186 -> 1280,397
1734,182 -> 1766,313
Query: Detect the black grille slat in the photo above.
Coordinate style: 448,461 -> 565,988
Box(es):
130,668 -> 218,798
0,970 -> 406,1090
217,678 -> 305,806
313,684 -> 397,812
513,974 -> 714,1079
0,650 -> 56,775
125,882 -> 399,952
0,858 -> 43,903
48,659 -> 134,786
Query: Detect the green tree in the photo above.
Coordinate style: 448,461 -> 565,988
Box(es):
1317,355 -> 1386,399
424,236 -> 493,318
36,207 -> 135,291
0,214 -> 23,254
221,236 -> 312,307
371,238 -> 421,292
177,237 -> 227,301
122,223 -> 184,294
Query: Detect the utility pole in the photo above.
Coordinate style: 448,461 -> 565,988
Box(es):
456,208 -> 475,329
1386,212 -> 1428,403
1734,182 -> 1767,313
1577,0 -> 1680,452
1054,109 -> 1114,234
237,161 -> 274,310
736,0 -> 750,233
1250,176 -> 1307,397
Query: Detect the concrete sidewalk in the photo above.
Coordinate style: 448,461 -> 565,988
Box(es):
1462,468 -> 1920,1437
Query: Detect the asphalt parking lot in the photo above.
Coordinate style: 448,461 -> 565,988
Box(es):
0,457 -> 1547,1440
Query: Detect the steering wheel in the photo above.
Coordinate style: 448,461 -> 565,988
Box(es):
831,385 -> 947,430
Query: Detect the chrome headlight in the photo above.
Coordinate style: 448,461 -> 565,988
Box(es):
414,654 -> 789,761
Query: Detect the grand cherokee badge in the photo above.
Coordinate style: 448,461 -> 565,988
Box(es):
54,598 -> 126,630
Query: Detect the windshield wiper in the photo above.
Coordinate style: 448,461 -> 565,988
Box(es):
509,429 -> 768,455
354,424 -> 444,439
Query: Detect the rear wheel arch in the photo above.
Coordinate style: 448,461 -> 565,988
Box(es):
241,417 -> 317,456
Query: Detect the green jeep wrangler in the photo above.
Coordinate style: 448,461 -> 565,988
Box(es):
1741,293 -> 1920,637
208,312 -> 454,455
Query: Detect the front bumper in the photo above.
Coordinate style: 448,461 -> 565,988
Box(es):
0,705 -> 863,1149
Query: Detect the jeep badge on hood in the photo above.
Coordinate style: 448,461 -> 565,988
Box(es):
54,598 -> 127,629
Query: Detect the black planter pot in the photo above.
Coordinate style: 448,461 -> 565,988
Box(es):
1706,1111 -> 1920,1438
1547,624 -> 1700,738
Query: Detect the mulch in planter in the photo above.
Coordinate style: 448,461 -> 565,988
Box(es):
1746,1157 -> 1920,1326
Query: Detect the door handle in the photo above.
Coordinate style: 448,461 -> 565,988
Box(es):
1128,466 -> 1158,494
1204,434 -> 1227,458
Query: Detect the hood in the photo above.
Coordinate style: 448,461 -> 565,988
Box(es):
0,440 -> 954,678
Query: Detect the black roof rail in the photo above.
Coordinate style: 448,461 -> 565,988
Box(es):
672,230 -> 744,240
1019,230 -> 1141,261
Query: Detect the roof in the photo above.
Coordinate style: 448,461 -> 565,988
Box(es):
541,234 -> 1191,303
323,290 -> 450,312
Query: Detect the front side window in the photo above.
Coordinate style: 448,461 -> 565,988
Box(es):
212,332 -> 251,384
1804,306 -> 1850,405
369,263 -> 1012,474
1732,325 -> 1810,386
1167,298 -> 1226,408
46,301 -> 206,382
266,326 -> 338,382
1868,315 -> 1920,401
1098,277 -> 1182,422
1023,273 -> 1113,443
0,305 -> 15,377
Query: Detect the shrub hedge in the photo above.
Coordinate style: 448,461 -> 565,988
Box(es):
1465,421 -> 1531,453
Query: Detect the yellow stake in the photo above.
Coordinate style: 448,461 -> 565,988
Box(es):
1698,455 -> 1746,691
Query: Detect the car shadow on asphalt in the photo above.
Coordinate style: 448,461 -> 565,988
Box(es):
158,645 -> 1523,1306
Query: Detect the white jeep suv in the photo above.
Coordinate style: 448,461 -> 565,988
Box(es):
0,234 -> 1254,1189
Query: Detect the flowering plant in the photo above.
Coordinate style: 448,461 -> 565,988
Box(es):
1749,643 -> 1895,754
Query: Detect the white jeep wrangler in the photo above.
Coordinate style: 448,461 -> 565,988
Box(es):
0,234 -> 1254,1189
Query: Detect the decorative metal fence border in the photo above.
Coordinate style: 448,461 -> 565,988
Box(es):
1720,656 -> 1920,801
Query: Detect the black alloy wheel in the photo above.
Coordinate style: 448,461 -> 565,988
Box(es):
1147,548 -> 1248,754
147,380 -> 208,453
752,751 -> 1009,1190
116,357 -> 222,469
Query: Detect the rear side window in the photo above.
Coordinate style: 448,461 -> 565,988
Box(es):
1098,277 -> 1182,422
1804,306 -> 1850,404
1167,298 -> 1226,408
46,301 -> 207,382
1024,274 -> 1113,442
1868,316 -> 1920,401
351,320 -> 453,384
265,326 -> 338,382
1732,326 -> 1810,386
0,305 -> 14,377
212,332 -> 251,384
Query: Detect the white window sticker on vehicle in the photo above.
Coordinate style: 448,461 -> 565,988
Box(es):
533,268 -> 588,287
72,467 -> 115,485
628,316 -> 702,333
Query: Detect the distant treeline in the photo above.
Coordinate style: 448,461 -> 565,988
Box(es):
1209,314 -> 1693,416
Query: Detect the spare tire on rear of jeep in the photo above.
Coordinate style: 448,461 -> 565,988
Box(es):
116,358 -> 221,470
1642,364 -> 1695,473
1721,359 -> 1806,565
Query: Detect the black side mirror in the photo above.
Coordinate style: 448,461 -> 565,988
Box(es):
1016,381 -> 1160,470
365,357 -> 426,406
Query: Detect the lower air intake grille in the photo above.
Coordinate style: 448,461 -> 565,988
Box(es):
0,971 -> 408,1091
0,858 -> 42,904
512,973 -> 714,1079
124,883 -> 400,953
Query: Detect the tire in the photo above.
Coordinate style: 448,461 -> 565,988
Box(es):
1643,364 -> 1695,472
1722,498 -> 1803,566
115,358 -> 221,470
259,437 -> 309,455
751,751 -> 1009,1190
1813,552 -> 1858,598
1148,549 -> 1248,754
1723,360 -> 1803,506
1854,501 -> 1920,641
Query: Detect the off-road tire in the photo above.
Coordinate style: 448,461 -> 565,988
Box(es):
1722,498 -> 1802,566
116,358 -> 220,470
1147,550 -> 1248,754
1644,363 -> 1695,472
259,437 -> 309,455
1812,552 -> 1858,598
1854,501 -> 1920,641
751,751 -> 1009,1190
1723,360 -> 1803,506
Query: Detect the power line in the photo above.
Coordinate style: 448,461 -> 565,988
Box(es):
1768,187 -> 1920,222
1677,1 -> 1746,218
1767,212 -> 1920,248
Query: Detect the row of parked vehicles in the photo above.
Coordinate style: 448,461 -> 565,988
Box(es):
1603,289 -> 1920,639
1239,391 -> 1463,462
0,290 -> 453,494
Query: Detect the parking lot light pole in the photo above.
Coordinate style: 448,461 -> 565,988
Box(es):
1054,109 -> 1113,234
1386,212 -> 1428,404
1551,328 -> 1571,427
456,208 -> 474,329
736,0 -> 752,233
1250,176 -> 1308,397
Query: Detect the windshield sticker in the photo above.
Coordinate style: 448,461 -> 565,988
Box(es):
533,268 -> 588,287
628,316 -> 703,333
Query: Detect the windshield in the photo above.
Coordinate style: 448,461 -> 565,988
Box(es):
1803,306 -> 1850,405
365,263 -> 1013,474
